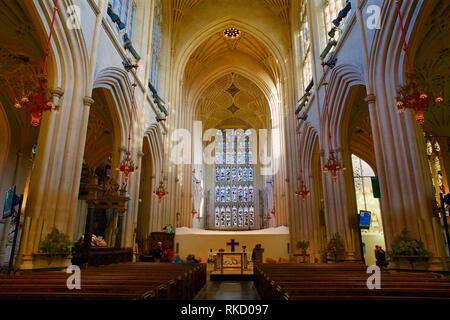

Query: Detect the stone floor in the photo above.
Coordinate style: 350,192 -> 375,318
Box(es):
194,281 -> 260,300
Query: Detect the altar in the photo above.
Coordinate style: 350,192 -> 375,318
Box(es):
215,252 -> 248,274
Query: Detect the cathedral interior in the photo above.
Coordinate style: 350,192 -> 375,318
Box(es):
0,0 -> 449,303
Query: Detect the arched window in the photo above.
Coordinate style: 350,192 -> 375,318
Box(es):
108,0 -> 137,37
299,2 -> 312,91
426,137 -> 446,198
214,129 -> 256,229
150,0 -> 163,90
351,155 -> 383,233
322,0 -> 350,47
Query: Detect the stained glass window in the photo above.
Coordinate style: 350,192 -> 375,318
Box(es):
300,2 -> 312,92
129,5 -> 136,38
109,0 -> 137,37
323,0 -> 350,46
117,0 -> 123,18
150,0 -> 163,90
123,0 -> 130,26
426,137 -> 446,198
214,129 -> 256,229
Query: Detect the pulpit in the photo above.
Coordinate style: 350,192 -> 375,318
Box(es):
76,162 -> 131,267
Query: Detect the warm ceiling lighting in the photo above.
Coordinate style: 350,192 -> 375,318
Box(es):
223,27 -> 241,39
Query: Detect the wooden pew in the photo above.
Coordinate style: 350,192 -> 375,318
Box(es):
254,263 -> 450,300
0,262 -> 206,300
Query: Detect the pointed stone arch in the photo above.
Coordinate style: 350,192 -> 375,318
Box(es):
137,124 -> 165,240
367,0 -> 446,265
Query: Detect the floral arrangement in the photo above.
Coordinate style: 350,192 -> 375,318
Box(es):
39,227 -> 72,257
327,233 -> 344,253
389,229 -> 430,258
297,240 -> 310,254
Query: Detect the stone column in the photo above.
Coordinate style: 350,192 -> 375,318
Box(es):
17,87 -> 68,270
321,147 -> 361,261
369,87 -> 448,270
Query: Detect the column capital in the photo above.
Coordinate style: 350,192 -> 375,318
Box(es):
50,87 -> 64,98
119,146 -> 127,153
365,94 -> 376,104
83,96 -> 95,107
50,87 -> 64,110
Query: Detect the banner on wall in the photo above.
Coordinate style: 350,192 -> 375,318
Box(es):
371,177 -> 381,199
2,186 -> 16,219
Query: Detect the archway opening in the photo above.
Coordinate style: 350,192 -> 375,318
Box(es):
343,85 -> 386,265
75,87 -> 121,248
195,73 -> 272,231
351,155 -> 385,266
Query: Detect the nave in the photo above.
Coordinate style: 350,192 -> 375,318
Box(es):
0,0 -> 449,304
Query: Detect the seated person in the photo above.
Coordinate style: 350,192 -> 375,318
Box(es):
172,255 -> 183,264
162,248 -> 174,262
375,245 -> 389,268
185,254 -> 199,264
151,241 -> 164,262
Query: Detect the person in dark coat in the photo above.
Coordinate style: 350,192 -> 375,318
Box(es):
151,241 -> 164,262
375,245 -> 388,268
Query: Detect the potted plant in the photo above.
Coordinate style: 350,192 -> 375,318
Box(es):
33,227 -> 73,269
295,240 -> 310,263
163,224 -> 174,235
389,229 -> 431,270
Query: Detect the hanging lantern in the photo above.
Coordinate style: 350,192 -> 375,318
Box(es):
14,75 -> 57,127
118,64 -> 140,184
154,180 -> 168,202
117,150 -> 137,183
395,73 -> 440,125
394,1 -> 443,125
323,150 -> 345,181
296,179 -> 310,201
13,0 -> 60,128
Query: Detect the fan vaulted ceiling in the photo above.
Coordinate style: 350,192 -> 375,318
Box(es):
415,2 -> 450,137
184,30 -> 279,84
197,73 -> 270,130
171,0 -> 291,28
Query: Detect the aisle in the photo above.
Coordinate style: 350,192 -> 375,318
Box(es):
194,281 -> 260,300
